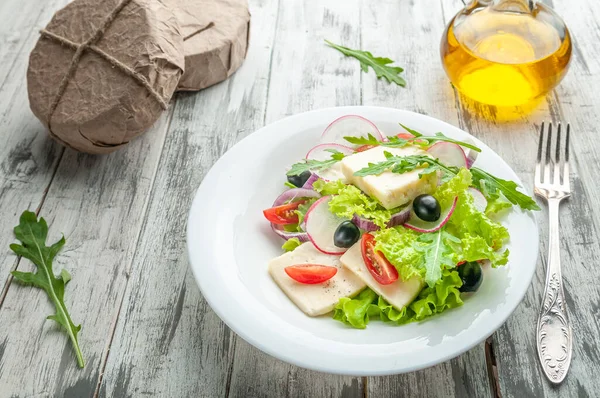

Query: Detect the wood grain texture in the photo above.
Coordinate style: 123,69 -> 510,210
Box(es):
227,1 -> 364,396
0,108 -> 173,396
0,0 -> 71,302
362,1 -> 491,397
99,0 -> 286,396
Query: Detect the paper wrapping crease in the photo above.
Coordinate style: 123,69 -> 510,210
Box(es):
174,0 -> 251,91
27,0 -> 184,154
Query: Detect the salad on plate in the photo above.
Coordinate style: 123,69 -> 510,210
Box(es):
263,115 -> 539,329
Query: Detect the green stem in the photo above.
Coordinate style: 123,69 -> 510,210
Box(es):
27,225 -> 85,368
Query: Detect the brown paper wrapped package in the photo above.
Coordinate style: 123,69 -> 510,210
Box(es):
175,0 -> 251,91
27,0 -> 185,154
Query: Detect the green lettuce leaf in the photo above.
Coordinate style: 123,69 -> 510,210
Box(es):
281,238 -> 302,252
433,168 -> 509,266
313,180 -> 402,229
333,271 -> 463,328
333,288 -> 379,329
485,190 -> 513,215
372,226 -> 421,281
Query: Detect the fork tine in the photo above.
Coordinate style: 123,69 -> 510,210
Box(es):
553,124 -> 561,185
563,124 -> 570,190
543,122 -> 552,184
535,122 -> 544,185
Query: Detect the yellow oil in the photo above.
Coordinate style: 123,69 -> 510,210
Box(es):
441,5 -> 572,108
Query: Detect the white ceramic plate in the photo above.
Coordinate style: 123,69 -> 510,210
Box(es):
187,106 -> 538,376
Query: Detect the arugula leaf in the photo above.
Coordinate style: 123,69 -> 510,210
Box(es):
314,179 -> 401,229
287,150 -> 346,176
354,153 -> 538,212
471,167 -> 541,211
343,133 -> 385,147
343,129 -> 481,152
413,229 -> 461,287
354,153 -> 458,178
9,211 -> 84,368
325,40 -> 406,86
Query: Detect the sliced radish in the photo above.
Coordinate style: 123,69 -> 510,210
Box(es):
352,207 -> 411,232
306,143 -> 354,160
468,187 -> 487,213
272,188 -> 321,207
320,115 -> 384,147
404,196 -> 458,233
305,196 -> 349,255
305,143 -> 354,182
427,142 -> 468,169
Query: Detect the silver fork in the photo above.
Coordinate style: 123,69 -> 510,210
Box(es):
534,122 -> 573,384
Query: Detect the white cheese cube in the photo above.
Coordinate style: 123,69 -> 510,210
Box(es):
269,242 -> 366,316
340,243 -> 423,311
340,146 -> 437,209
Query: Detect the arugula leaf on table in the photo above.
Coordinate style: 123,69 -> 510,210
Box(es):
9,211 -> 84,368
287,149 -> 346,176
325,40 -> 406,87
470,167 -> 541,211
343,128 -> 481,152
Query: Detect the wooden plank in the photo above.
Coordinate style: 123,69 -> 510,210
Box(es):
97,0 -> 283,396
224,0 -> 365,396
0,0 -> 71,301
0,91 -> 173,395
489,0 -> 600,396
362,1 -> 492,396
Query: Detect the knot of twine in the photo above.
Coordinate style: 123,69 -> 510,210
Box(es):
40,0 -> 168,128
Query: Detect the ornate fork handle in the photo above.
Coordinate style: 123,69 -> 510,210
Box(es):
536,197 -> 572,384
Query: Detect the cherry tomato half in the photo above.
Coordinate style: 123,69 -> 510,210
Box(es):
284,264 -> 338,284
361,233 -> 399,285
396,132 -> 414,139
356,144 -> 376,152
263,200 -> 306,225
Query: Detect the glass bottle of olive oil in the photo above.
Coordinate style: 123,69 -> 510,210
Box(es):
441,0 -> 572,108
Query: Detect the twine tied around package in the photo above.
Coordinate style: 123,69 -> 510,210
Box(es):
39,0 -> 168,130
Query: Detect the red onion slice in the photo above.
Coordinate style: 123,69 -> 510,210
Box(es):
301,173 -> 320,189
466,150 -> 478,169
272,188 -> 321,207
352,207 -> 411,232
270,223 -> 310,242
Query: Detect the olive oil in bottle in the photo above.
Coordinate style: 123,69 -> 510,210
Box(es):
441,1 -> 572,108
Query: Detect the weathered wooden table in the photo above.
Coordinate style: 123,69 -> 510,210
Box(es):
1,0 -> 598,396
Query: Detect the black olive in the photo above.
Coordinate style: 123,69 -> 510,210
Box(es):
334,221 -> 360,248
287,171 -> 312,188
458,261 -> 483,292
413,194 -> 441,222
